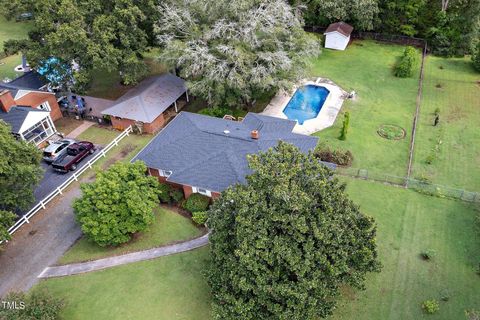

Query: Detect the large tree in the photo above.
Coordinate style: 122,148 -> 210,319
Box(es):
155,0 -> 319,108
0,121 -> 43,242
207,142 -> 381,319
291,0 -> 379,31
1,0 -> 159,89
73,161 -> 160,247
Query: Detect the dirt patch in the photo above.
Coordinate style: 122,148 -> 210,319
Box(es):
446,105 -> 467,122
476,80 -> 480,87
339,285 -> 357,301
101,144 -> 136,169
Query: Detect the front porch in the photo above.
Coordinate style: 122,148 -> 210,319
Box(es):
16,112 -> 57,146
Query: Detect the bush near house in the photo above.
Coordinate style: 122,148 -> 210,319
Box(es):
394,46 -> 419,78
74,161 -> 160,247
183,194 -> 210,213
192,211 -> 208,225
314,144 -> 354,167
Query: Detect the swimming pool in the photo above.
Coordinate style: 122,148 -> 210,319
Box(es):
283,85 -> 330,124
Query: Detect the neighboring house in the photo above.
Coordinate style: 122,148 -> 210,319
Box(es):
324,22 -> 353,51
102,73 -> 188,134
0,83 -> 62,146
7,71 -> 49,91
133,112 -> 319,199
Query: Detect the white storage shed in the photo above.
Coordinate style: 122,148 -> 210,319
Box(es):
324,22 -> 353,51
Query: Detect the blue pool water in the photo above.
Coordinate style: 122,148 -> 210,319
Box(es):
283,85 -> 330,125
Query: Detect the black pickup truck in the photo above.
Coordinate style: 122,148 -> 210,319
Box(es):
52,141 -> 95,173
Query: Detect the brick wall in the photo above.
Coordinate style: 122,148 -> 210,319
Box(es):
111,113 -> 165,134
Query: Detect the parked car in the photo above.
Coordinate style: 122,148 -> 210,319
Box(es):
42,139 -> 77,164
52,141 -> 95,173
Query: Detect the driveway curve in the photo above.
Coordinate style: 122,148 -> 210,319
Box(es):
38,233 -> 210,278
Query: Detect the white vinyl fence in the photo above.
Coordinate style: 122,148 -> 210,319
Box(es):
4,126 -> 133,241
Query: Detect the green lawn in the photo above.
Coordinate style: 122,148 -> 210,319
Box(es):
331,178 -> 480,320
310,41 -> 420,177
58,206 -> 202,265
0,15 -> 33,80
86,48 -> 167,100
35,247 -> 212,320
412,56 -> 480,191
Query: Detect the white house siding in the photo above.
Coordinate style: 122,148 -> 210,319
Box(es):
324,32 -> 350,51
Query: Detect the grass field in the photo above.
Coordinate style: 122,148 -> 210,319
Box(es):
412,56 -> 480,191
35,178 -> 479,319
331,178 -> 480,320
35,247 -> 212,320
310,41 -> 420,177
58,206 -> 202,265
0,16 -> 32,80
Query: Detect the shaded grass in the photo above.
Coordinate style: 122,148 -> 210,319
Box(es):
58,206 -> 202,265
331,178 -> 480,320
35,247 -> 212,320
412,56 -> 480,190
310,41 -> 420,177
0,53 -> 23,80
0,16 -> 33,80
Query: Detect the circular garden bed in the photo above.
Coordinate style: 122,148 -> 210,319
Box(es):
377,124 -> 406,140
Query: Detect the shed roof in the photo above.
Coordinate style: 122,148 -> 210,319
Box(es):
101,73 -> 186,123
325,22 -> 354,37
133,112 -> 319,192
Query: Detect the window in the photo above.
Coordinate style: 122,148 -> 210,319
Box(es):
159,170 -> 172,177
193,187 -> 212,197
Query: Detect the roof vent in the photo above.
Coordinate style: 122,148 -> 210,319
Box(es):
251,130 -> 259,139
223,129 -> 230,135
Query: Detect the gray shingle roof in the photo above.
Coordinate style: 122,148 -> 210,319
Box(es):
133,112 -> 319,192
0,106 -> 46,133
7,71 -> 48,90
101,74 -> 186,123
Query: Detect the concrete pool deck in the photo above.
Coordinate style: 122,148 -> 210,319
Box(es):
262,78 -> 348,135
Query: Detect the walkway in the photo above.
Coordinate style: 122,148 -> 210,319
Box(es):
38,233 -> 210,278
66,121 -> 95,139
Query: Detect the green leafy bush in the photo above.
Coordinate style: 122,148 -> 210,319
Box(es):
158,183 -> 173,203
472,42 -> 480,72
183,194 -> 210,213
199,107 -> 234,118
314,144 -> 354,166
170,189 -> 184,203
0,290 -> 64,319
192,211 -> 208,225
394,46 -> 419,78
422,299 -> 440,314
74,162 -> 160,247
339,111 -> 350,140
420,249 -> 436,260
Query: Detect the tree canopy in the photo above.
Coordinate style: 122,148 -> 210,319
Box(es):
207,142 -> 381,319
73,161 -> 160,247
0,121 -> 43,242
1,0 -> 159,90
155,0 -> 320,108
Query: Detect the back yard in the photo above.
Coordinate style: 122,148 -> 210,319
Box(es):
0,16 -> 32,80
33,178 -> 479,319
412,56 -> 480,191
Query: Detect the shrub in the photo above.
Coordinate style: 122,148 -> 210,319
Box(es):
472,42 -> 480,72
466,309 -> 480,320
192,211 -> 208,225
420,249 -> 436,260
74,162 -> 160,247
434,108 -> 441,116
425,154 -> 435,165
183,193 -> 210,213
0,290 -> 64,319
199,107 -> 234,118
394,46 -> 419,78
440,289 -> 451,301
314,144 -> 354,167
170,189 -> 184,203
422,299 -> 440,314
339,111 -> 350,140
158,183 -> 173,203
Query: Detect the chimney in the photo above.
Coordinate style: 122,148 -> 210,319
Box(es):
0,90 -> 15,113
251,130 -> 259,139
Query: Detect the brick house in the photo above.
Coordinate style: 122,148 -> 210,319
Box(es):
102,73 -> 188,134
0,81 -> 62,146
133,112 -> 319,199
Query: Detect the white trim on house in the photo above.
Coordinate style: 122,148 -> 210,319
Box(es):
20,114 -> 56,146
14,89 -> 55,100
192,187 -> 212,197
38,101 -> 51,111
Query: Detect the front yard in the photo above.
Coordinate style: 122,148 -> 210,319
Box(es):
310,40 -> 420,177
33,178 -> 479,319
